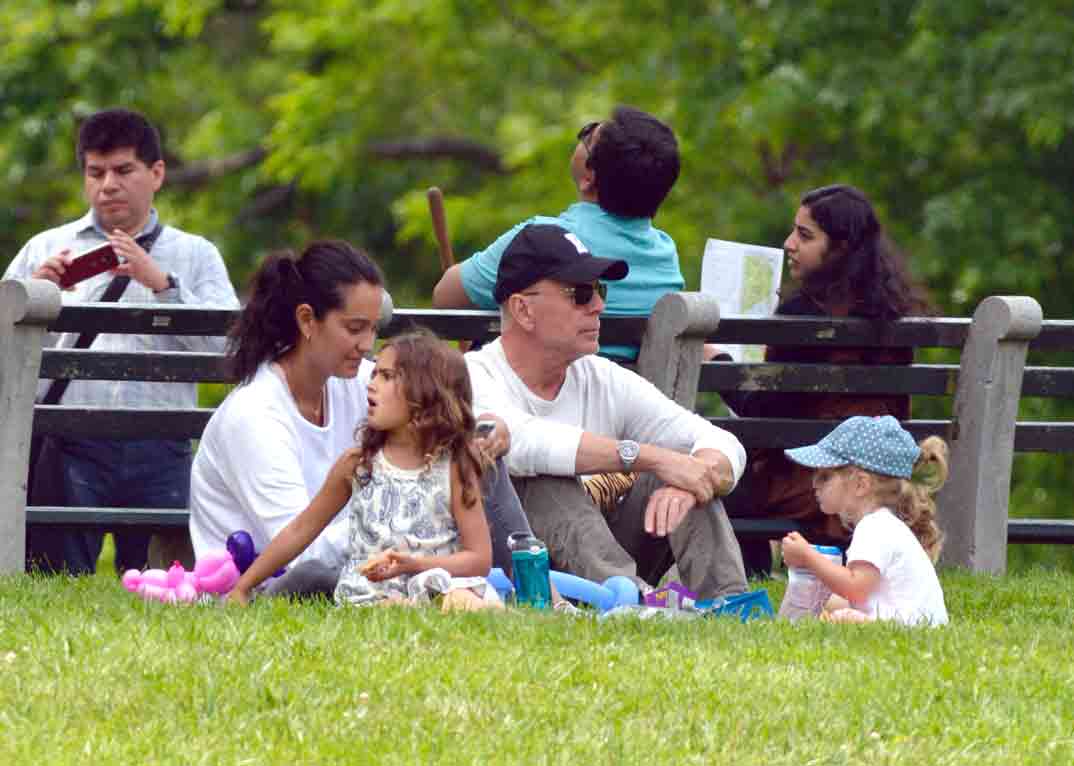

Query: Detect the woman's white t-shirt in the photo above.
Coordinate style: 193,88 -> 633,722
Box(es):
189,360 -> 372,592
847,508 -> 949,626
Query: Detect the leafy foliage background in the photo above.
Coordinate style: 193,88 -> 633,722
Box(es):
3,0 -> 1072,567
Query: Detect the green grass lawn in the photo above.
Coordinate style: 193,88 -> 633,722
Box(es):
2,568 -> 1073,765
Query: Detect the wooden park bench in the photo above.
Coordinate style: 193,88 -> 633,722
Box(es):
1,278 -> 1067,576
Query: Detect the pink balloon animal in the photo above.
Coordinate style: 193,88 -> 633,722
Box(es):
122,552 -> 240,604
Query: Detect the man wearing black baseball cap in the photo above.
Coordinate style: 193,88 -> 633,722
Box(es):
491,222 -> 629,303
466,224 -> 748,601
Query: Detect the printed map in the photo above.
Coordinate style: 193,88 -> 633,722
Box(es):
700,239 -> 784,362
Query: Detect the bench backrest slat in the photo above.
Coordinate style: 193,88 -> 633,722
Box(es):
1018,367 -> 1074,397
40,350 -> 233,383
707,315 -> 972,348
48,304 -> 236,336
710,417 -> 952,448
699,362 -> 958,396
33,406 -> 214,440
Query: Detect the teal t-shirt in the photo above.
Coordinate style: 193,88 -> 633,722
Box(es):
459,202 -> 685,360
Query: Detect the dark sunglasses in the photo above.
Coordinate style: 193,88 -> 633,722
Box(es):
523,280 -> 607,306
577,121 -> 600,154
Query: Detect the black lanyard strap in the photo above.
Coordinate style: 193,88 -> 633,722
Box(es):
41,223 -> 165,405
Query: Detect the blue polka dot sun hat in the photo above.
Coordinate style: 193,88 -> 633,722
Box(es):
784,415 -> 921,479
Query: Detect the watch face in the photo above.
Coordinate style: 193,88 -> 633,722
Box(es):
618,440 -> 640,467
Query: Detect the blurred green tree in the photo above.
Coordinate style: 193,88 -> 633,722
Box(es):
3,0 -> 1073,566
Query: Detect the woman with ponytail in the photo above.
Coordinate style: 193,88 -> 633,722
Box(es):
190,240 -> 386,593
189,240 -> 536,596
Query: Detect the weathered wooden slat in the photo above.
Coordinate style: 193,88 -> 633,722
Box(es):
1029,320 -> 1074,351
700,362 -> 958,395
1019,367 -> 1074,397
25,507 -> 189,527
1007,518 -> 1074,545
33,407 -> 214,439
707,316 -> 971,348
729,518 -> 802,537
40,349 -> 233,383
39,304 -> 990,349
709,418 -> 953,448
382,310 -> 650,345
711,417 -> 1074,452
47,303 -> 238,335
380,310 -> 502,342
1009,422 -> 1074,451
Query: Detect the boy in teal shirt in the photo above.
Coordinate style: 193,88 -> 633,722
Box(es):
434,106 -> 684,360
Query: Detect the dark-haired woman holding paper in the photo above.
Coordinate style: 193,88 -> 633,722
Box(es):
719,185 -> 931,576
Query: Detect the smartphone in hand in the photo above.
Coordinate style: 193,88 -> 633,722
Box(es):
58,242 -> 119,289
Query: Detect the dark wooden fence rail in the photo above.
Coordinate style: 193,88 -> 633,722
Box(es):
2,279 -> 1066,576
701,312 -> 1074,550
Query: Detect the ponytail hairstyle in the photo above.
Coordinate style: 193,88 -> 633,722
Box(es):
355,330 -> 490,509
228,240 -> 384,384
869,436 -> 949,561
795,184 -> 930,320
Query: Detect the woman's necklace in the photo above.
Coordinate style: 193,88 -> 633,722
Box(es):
279,360 -> 326,426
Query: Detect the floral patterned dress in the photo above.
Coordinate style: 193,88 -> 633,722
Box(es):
334,450 -> 459,605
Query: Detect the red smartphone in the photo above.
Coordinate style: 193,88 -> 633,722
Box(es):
59,242 -> 120,289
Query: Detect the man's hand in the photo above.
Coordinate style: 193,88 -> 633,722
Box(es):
474,412 -> 510,460
644,486 -> 697,537
110,229 -> 169,291
31,249 -> 73,288
649,450 -> 726,505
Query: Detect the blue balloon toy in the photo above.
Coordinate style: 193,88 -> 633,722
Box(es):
487,567 -> 638,612
226,531 -> 286,578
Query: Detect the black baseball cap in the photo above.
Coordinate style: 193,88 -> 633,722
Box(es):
493,223 -> 629,304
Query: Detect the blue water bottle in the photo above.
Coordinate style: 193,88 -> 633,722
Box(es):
508,532 -> 552,609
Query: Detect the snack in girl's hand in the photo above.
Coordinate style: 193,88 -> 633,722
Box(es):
359,550 -> 394,579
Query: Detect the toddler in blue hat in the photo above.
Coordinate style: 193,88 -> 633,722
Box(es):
780,415 -> 949,626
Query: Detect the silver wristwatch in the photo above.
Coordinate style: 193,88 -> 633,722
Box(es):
616,439 -> 640,472
155,272 -> 179,293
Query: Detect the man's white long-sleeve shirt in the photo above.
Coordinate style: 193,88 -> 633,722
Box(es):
465,338 -> 746,484
3,209 -> 239,409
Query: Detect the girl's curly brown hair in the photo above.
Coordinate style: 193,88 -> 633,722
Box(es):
869,436 -> 949,561
354,330 -> 490,508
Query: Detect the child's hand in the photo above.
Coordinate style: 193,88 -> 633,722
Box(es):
361,549 -> 417,581
226,588 -> 250,607
781,531 -> 813,568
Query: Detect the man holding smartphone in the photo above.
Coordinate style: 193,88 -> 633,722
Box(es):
3,108 -> 239,575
